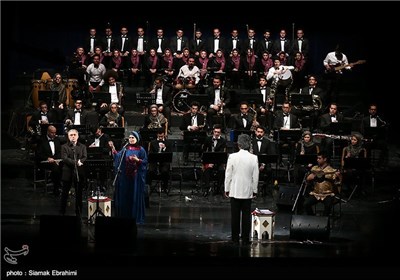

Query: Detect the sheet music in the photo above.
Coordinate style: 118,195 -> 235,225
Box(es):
252,208 -> 275,215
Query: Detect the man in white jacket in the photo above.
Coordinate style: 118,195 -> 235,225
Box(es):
224,134 -> 259,245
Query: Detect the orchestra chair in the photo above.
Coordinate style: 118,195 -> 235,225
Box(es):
33,158 -> 53,192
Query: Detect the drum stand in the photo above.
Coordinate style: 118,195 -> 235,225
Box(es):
88,171 -> 106,224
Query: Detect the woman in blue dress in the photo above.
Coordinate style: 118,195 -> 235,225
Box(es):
109,131 -> 148,224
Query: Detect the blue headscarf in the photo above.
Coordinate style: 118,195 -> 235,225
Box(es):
130,131 -> 140,142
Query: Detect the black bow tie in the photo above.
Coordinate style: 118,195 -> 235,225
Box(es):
139,36 -> 143,38
280,38 -> 286,41
90,36 -> 95,39
122,35 -> 127,38
371,116 -> 377,119
48,139 -> 54,142
107,36 -> 111,39
41,113 -> 47,116
191,114 -> 196,117
232,37 -> 237,40
158,36 -> 163,39
177,37 -> 182,40
241,114 -> 247,118
330,115 -> 336,118
214,37 -> 219,40
74,110 -> 81,113
257,139 -> 263,142
260,87 -> 266,90
283,113 -> 289,117
249,37 -> 254,40
298,38 -> 303,41
212,138 -> 218,141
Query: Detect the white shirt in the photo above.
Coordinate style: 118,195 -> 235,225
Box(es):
74,111 -> 81,125
109,84 -> 118,103
156,87 -> 163,105
178,65 -> 200,84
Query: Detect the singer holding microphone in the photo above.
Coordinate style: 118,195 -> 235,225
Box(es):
109,131 -> 148,224
60,129 -> 87,216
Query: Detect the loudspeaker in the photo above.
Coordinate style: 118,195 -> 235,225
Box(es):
276,186 -> 299,210
40,215 -> 81,249
95,217 -> 137,249
290,215 -> 330,241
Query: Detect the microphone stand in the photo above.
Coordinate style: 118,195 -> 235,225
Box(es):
112,142 -> 129,187
72,144 -> 81,219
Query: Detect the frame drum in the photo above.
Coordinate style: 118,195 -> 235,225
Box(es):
172,91 -> 191,113
64,79 -> 78,108
31,79 -> 52,108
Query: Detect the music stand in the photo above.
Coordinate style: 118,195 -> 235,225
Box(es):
135,92 -> 155,106
92,92 -> 111,106
184,130 -> 207,193
329,121 -> 352,136
294,154 -> 317,166
39,90 -> 59,107
69,124 -> 89,135
187,94 -> 209,110
87,147 -> 104,160
278,129 -> 302,142
202,152 -> 228,165
239,93 -> 263,107
290,93 -> 313,109
148,152 -> 173,164
343,157 -> 371,202
258,154 -> 279,178
231,129 -> 253,142
102,127 -> 125,139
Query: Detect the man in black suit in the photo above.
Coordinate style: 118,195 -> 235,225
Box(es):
169,29 -> 189,57
206,28 -> 226,58
232,101 -> 256,131
149,28 -> 170,57
150,76 -> 173,129
301,75 -> 326,110
29,101 -> 58,143
318,102 -> 345,156
86,126 -> 111,155
251,125 -> 276,196
179,101 -> 206,164
206,75 -> 231,131
201,124 -> 227,196
64,99 -> 88,126
35,125 -> 63,196
60,129 -> 87,216
273,101 -> 301,164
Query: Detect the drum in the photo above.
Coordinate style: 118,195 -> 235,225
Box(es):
31,79 -> 52,108
64,79 -> 79,108
173,77 -> 184,90
173,91 -> 191,113
279,68 -> 292,80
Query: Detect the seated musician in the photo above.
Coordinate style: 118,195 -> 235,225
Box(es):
294,131 -> 320,184
143,104 -> 168,135
251,125 -> 276,196
86,126 -> 111,155
303,151 -> 342,216
179,101 -> 206,165
99,75 -> 125,117
255,75 -> 274,133
232,101 -> 254,131
201,124 -> 227,196
149,76 -> 173,131
341,132 -> 368,195
99,103 -> 124,128
35,125 -> 63,196
318,102 -> 344,157
147,129 -> 172,194
206,75 -> 231,131
29,101 -> 58,143
176,56 -> 200,90
273,101 -> 301,164
49,72 -> 68,122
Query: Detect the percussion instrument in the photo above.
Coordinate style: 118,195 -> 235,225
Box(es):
64,79 -> 79,107
31,79 -> 53,108
173,90 -> 191,113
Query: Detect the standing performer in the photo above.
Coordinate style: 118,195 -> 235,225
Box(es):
60,129 -> 87,216
224,134 -> 259,246
109,131 -> 148,224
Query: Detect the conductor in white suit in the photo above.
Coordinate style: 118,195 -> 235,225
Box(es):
224,134 -> 259,245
